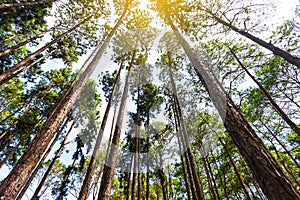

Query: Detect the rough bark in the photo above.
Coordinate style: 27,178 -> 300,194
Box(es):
0,0 -> 57,9
0,8 -> 123,198
168,19 -> 300,199
97,50 -> 136,200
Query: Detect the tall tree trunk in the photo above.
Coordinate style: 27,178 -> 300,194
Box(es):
205,156 -> 221,200
168,18 -> 300,199
131,71 -> 141,200
0,8 -> 126,198
0,0 -> 57,9
167,51 -> 204,200
78,59 -> 124,200
31,120 -> 75,200
157,153 -> 168,200
16,117 -> 71,200
0,18 -> 87,86
219,138 -> 252,200
230,48 -> 300,136
202,157 -> 217,200
174,109 -> 191,200
201,8 -> 300,68
97,50 -> 136,200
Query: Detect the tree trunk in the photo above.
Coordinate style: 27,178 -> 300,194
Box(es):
259,119 -> 300,169
31,120 -> 75,200
205,156 -> 221,200
203,9 -> 300,68
219,138 -> 252,200
131,71 -> 141,200
78,59 -> 124,200
169,19 -> 300,199
16,118 -> 71,200
174,112 -> 191,200
97,50 -> 136,200
0,48 -> 58,86
0,18 -> 87,85
0,0 -> 57,9
202,157 -> 217,200
230,48 -> 300,136
0,25 -> 59,57
0,8 -> 125,198
167,51 -> 204,200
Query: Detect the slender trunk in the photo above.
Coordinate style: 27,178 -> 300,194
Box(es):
268,136 -> 300,187
0,7 -> 124,198
146,120 -> 150,200
16,118 -> 71,200
105,104 -> 118,164
131,72 -> 141,200
126,162 -> 132,200
173,101 -> 191,200
97,50 -> 136,200
205,156 -> 221,200
0,0 -> 57,9
78,60 -> 124,200
259,119 -> 300,169
202,9 -> 300,68
202,157 -> 217,200
158,153 -> 167,200
167,168 -> 173,200
219,138 -> 252,200
167,51 -> 204,200
1,48 -> 58,85
230,49 -> 300,136
31,120 -> 75,200
0,25 -> 59,56
214,153 -> 229,199
0,18 -> 87,85
169,19 -> 300,199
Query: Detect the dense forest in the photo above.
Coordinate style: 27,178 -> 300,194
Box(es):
0,0 -> 299,199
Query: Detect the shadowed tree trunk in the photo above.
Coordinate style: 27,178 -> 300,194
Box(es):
219,138 -> 252,200
16,118 -> 71,200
